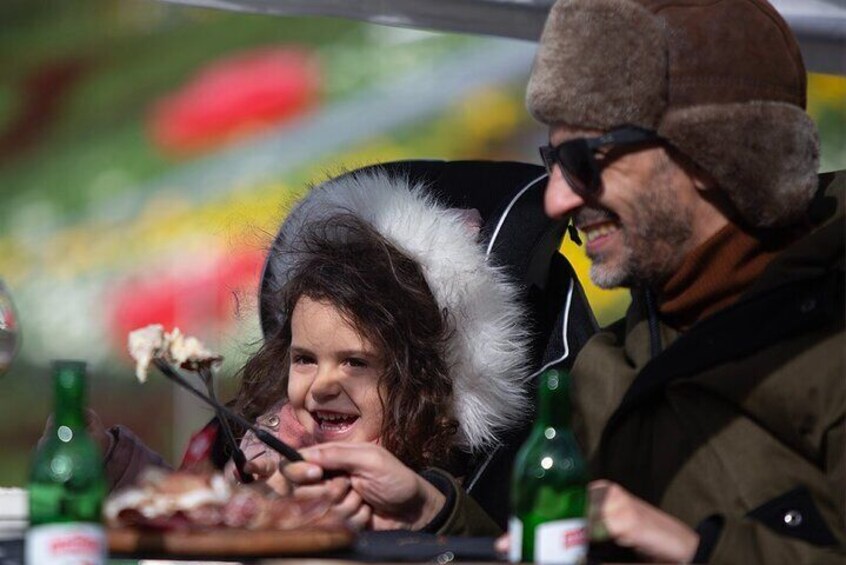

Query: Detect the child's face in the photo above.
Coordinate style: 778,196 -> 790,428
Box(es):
287,296 -> 385,444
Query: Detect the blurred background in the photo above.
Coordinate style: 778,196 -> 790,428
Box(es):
1,0 -> 844,486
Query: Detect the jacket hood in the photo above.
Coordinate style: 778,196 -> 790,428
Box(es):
261,169 -> 532,452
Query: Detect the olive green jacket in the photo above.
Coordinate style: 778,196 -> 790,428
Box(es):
572,172 -> 845,563
423,468 -> 503,536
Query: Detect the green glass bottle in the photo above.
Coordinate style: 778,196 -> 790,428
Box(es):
509,368 -> 588,564
26,360 -> 107,565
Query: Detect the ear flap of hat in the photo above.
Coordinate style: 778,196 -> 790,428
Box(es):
660,102 -> 820,226
526,0 -> 667,130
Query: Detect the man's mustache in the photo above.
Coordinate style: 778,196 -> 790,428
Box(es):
573,207 -> 617,228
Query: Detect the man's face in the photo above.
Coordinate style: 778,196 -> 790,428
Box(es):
544,125 -> 698,288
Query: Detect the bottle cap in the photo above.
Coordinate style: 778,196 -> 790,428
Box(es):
51,360 -> 87,372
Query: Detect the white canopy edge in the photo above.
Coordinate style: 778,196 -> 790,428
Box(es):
158,0 -> 846,75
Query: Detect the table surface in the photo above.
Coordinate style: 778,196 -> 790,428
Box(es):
1,531 -> 503,565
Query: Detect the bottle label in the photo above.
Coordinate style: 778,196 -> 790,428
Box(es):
25,523 -> 106,565
507,517 -> 523,563
535,518 -> 588,564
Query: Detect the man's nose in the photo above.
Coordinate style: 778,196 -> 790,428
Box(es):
544,166 -> 585,220
309,366 -> 342,400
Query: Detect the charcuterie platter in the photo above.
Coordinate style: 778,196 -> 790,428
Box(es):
105,468 -> 354,558
108,525 -> 355,557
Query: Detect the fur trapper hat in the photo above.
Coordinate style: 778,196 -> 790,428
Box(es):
261,170 -> 531,452
526,0 -> 820,227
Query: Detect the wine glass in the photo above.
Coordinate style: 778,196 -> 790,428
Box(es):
0,279 -> 20,376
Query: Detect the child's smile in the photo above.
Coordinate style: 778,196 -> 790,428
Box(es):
310,410 -> 360,438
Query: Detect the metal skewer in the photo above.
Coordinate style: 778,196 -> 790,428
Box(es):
153,358 -> 304,463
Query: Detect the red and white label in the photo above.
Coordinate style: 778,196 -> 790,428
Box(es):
25,523 -> 106,565
535,518 -> 588,564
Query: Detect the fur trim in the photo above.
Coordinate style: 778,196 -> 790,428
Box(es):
263,170 -> 532,452
526,0 -> 667,130
660,102 -> 820,226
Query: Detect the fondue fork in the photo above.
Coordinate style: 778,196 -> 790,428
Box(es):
153,358 -> 304,464
197,364 -> 253,484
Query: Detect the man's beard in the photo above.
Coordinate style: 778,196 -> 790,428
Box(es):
584,188 -> 693,289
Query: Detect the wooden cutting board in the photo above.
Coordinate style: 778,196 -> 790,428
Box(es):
108,526 -> 355,557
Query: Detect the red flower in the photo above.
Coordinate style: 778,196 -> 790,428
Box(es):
149,47 -> 321,155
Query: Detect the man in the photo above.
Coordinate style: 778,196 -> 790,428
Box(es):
522,0 -> 844,561
288,0 -> 844,560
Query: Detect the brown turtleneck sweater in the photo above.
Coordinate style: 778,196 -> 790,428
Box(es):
658,221 -> 803,331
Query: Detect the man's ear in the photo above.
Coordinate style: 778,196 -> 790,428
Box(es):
673,148 -> 717,194
678,153 -> 739,222
691,168 -> 716,193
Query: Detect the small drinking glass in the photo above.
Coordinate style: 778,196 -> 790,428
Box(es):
0,279 -> 21,376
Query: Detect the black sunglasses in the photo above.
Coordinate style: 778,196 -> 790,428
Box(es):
539,125 -> 663,197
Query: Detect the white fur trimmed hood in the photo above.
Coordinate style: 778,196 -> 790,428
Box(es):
262,169 -> 532,452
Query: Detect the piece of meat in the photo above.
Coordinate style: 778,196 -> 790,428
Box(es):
127,324 -> 223,382
222,489 -> 264,529
105,469 -> 338,532
127,324 -> 166,383
185,504 -> 225,528
270,496 -> 334,530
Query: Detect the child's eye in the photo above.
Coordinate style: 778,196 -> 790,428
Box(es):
345,357 -> 368,368
292,354 -> 315,365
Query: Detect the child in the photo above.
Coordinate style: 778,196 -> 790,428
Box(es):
235,169 -> 531,471
97,169 -> 532,532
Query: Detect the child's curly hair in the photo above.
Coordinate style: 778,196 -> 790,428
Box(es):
234,214 -> 458,471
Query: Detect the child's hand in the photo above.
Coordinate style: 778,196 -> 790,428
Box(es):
290,473 -> 372,530
224,448 -> 292,495
228,429 -> 284,490
225,452 -> 372,530
282,442 -> 445,531
226,452 -> 290,494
